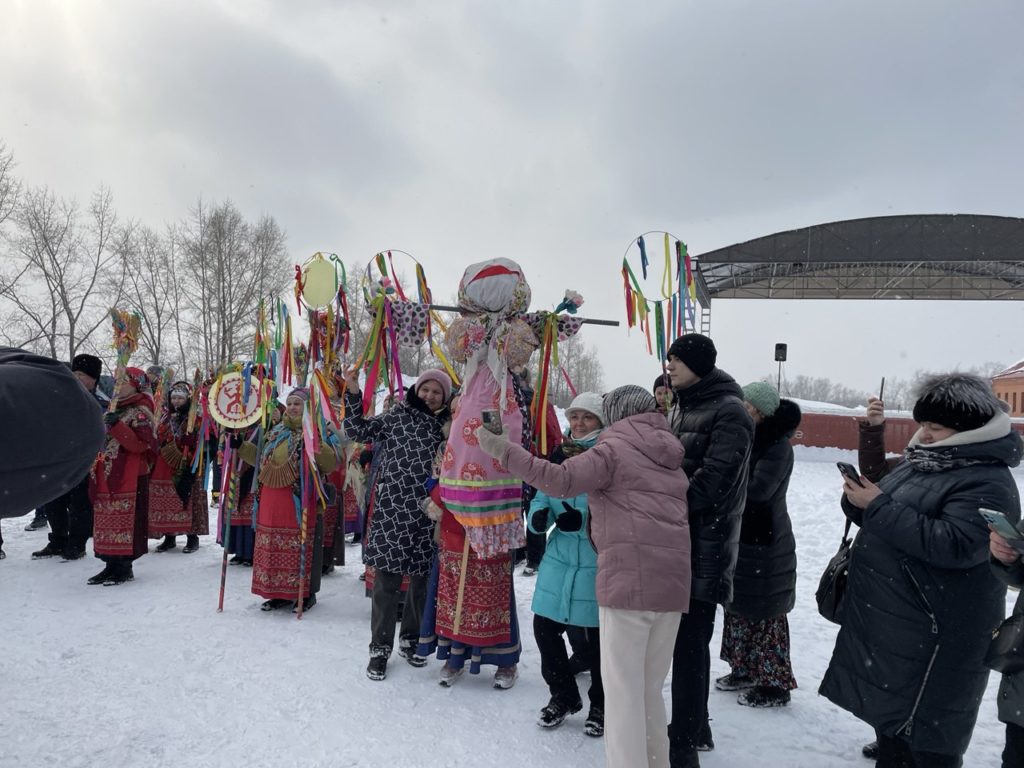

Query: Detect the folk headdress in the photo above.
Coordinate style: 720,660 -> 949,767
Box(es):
445,258 -> 533,409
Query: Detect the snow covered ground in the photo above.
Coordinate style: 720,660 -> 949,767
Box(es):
1,446 -> 1018,767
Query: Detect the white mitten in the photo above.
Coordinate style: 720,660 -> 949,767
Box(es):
475,426 -> 511,459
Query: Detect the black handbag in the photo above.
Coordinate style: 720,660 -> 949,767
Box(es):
985,613 -> 1024,674
816,520 -> 853,625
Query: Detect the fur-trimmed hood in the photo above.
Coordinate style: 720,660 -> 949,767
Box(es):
753,398 -> 801,451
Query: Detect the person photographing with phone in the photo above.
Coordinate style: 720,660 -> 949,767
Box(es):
820,374 -> 1022,768
990,525 -> 1024,768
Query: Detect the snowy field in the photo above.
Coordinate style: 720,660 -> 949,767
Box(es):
2,446 -> 1019,768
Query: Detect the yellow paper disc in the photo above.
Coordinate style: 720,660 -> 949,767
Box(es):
208,372 -> 266,429
302,256 -> 338,310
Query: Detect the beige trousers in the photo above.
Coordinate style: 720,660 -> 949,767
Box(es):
599,606 -> 683,768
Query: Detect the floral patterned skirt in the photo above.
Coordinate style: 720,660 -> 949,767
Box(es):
720,612 -> 797,690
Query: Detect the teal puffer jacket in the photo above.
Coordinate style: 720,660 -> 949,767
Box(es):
527,438 -> 600,627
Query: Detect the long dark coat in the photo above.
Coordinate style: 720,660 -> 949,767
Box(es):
725,399 -> 800,621
343,387 -> 447,576
993,560 -> 1024,730
668,368 -> 754,604
819,418 -> 1022,756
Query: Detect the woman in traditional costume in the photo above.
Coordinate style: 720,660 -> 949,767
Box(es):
343,369 -> 451,681
417,258 -> 537,690
149,382 -> 209,554
236,389 -> 337,612
89,367 -> 157,586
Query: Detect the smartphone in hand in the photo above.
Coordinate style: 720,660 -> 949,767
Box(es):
979,507 -> 1024,540
481,409 -> 503,435
837,461 -> 864,488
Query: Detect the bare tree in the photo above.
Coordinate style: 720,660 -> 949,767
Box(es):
0,140 -> 20,232
549,336 -> 606,406
121,223 -> 177,368
179,199 -> 290,370
0,185 -> 128,360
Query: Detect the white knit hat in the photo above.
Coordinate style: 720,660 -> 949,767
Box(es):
565,392 -> 605,426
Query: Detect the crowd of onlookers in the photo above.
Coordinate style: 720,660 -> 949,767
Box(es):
3,334 -> 1024,768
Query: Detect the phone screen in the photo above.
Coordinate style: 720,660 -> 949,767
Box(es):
481,409 -> 503,435
837,462 -> 864,488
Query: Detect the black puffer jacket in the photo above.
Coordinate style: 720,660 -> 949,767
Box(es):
0,347 -> 106,518
668,368 -> 754,604
992,559 -> 1024,731
820,415 -> 1022,756
343,387 -> 448,576
726,399 -> 800,621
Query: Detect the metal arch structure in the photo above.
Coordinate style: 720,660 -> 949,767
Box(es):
691,214 -> 1024,334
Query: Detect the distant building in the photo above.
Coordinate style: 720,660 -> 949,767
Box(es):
992,361 -> 1024,417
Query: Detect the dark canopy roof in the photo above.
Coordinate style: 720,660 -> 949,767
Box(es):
694,214 -> 1024,301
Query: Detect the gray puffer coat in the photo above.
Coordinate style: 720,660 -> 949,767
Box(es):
820,414 -> 1022,756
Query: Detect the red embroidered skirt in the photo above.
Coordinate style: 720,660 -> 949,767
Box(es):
93,455 -> 149,559
148,455 -> 209,536
435,511 -> 512,647
251,485 -> 316,600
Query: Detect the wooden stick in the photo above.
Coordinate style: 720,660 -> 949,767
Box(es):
426,304 -> 620,327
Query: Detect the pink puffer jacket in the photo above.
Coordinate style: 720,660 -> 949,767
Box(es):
502,412 -> 691,612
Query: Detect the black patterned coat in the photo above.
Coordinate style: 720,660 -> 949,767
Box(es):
343,387 -> 448,576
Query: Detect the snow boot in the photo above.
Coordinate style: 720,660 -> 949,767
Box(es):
398,639 -> 427,668
61,546 -> 86,561
439,663 -> 464,687
292,594 -> 317,613
537,696 -> 582,728
155,535 -> 177,552
87,565 -> 114,585
367,647 -> 389,681
568,653 -> 590,676
24,514 -> 48,531
229,554 -> 243,564
737,686 -> 791,708
583,706 -> 604,737
696,720 -> 715,751
862,740 -> 879,759
493,664 -> 518,690
260,599 -> 292,611
103,563 -> 134,586
714,671 -> 754,691
32,541 -> 64,559
669,744 -> 701,768
182,535 -> 200,554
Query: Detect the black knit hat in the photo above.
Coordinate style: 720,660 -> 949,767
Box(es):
71,353 -> 102,381
653,373 -> 671,394
667,334 -> 717,378
912,373 -> 1001,432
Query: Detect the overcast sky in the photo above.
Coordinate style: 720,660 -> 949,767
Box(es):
3,0 -> 1023,394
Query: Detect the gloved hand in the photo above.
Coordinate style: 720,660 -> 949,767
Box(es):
555,502 -> 583,532
530,508 -> 549,532
475,426 -> 511,460
103,412 -> 119,428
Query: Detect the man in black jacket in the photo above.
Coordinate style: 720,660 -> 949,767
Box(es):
31,354 -> 109,561
663,334 -> 754,768
0,348 -> 106,526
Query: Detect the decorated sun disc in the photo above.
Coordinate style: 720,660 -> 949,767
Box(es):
208,372 -> 267,428
301,253 -> 341,310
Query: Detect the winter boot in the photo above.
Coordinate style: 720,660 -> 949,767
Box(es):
439,662 -> 464,687
32,541 -> 65,559
260,599 -> 292,611
537,696 -> 582,728
862,740 -> 879,759
714,671 -> 754,691
24,514 -> 48,531
229,554 -> 243,564
292,594 -> 317,613
87,565 -> 114,585
155,535 -> 177,552
398,638 -> 427,668
737,686 -> 791,708
583,706 -> 604,738
669,743 -> 701,768
367,646 -> 389,681
493,664 -> 518,690
0,547 -> 6,560
61,545 -> 86,561
696,720 -> 715,751
182,535 -> 200,554
103,562 -> 134,586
